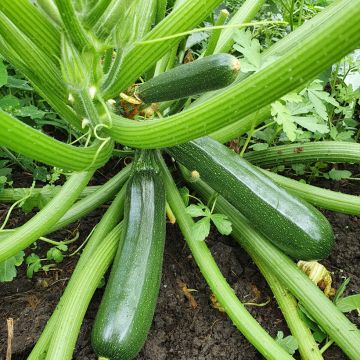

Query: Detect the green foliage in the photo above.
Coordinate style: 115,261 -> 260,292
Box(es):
0,251 -> 25,282
275,331 -> 298,355
186,201 -> 232,241
25,243 -> 69,279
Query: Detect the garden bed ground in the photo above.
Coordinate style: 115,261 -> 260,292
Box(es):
0,171 -> 359,360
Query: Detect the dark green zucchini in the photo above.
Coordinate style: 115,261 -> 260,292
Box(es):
136,53 -> 240,103
168,137 -> 334,260
91,150 -> 166,360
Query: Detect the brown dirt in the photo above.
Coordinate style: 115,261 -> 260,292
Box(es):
0,175 -> 359,360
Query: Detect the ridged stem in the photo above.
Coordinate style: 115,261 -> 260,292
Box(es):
83,0 -> 112,29
258,169 -> 360,216
0,13 -> 64,94
158,154 -> 294,360
0,186 -> 99,204
0,36 -> 81,130
244,142 -> 360,166
102,0 -> 223,98
210,105 -> 271,143
214,0 -> 265,54
192,179 -> 360,360
54,0 -> 91,50
91,0 -> 129,40
29,190 -> 126,360
203,9 -> 229,57
50,165 -> 131,232
0,165 -> 131,243
258,262 -> 324,360
0,110 -> 113,171
107,0 -> 360,148
36,0 -> 62,25
0,171 -> 93,263
0,0 -> 60,60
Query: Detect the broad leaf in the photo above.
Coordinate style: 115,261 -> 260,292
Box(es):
211,213 -> 232,235
0,251 -> 25,282
336,294 -> 360,313
192,217 -> 211,241
186,204 -> 206,217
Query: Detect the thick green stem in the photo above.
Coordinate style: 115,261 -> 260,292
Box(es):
91,0 -> 129,40
0,186 -> 99,204
258,262 -> 324,360
192,179 -> 360,360
0,0 -> 60,60
36,0 -> 62,25
0,171 -> 93,263
0,165 -> 131,244
203,9 -> 229,57
83,0 -> 112,29
28,189 -> 126,360
54,0 -> 91,50
258,169 -> 360,216
0,36 -> 81,130
158,154 -> 293,360
51,165 -> 131,232
107,0 -> 360,148
210,105 -> 271,143
214,0 -> 265,54
156,0 -> 168,24
0,110 -> 112,171
244,142 -> 360,166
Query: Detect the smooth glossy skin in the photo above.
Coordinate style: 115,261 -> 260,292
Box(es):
92,169 -> 166,360
168,137 -> 334,260
137,53 -> 240,103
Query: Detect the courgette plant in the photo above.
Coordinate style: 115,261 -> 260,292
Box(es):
0,0 -> 360,359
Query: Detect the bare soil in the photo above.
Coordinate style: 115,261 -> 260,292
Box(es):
0,172 -> 359,360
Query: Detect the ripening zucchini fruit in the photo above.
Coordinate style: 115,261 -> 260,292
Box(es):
91,150 -> 166,360
136,53 -> 240,103
168,137 -> 334,260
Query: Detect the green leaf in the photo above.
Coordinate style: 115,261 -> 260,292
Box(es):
336,130 -> 355,141
303,80 -> 339,120
47,247 -> 64,263
16,105 -> 46,120
0,251 -> 25,282
336,294 -> 360,313
275,331 -> 298,355
328,168 -> 352,180
186,204 -> 206,217
281,93 -> 303,103
291,163 -> 306,175
0,95 -> 20,110
6,76 -> 32,91
271,101 -> 297,141
211,213 -> 232,235
179,186 -> 190,206
57,243 -> 68,252
233,29 -> 261,72
292,116 -> 329,134
334,277 -> 351,303
192,217 -> 211,241
251,143 -> 269,151
0,60 -> 8,88
26,253 -> 42,279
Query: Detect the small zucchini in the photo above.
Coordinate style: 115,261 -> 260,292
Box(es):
91,150 -> 166,360
136,53 -> 240,103
168,137 -> 334,260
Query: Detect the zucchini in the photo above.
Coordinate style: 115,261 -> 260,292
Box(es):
168,137 -> 334,260
91,150 -> 166,360
136,53 -> 240,103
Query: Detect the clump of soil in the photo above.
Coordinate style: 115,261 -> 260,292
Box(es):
0,177 -> 358,359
